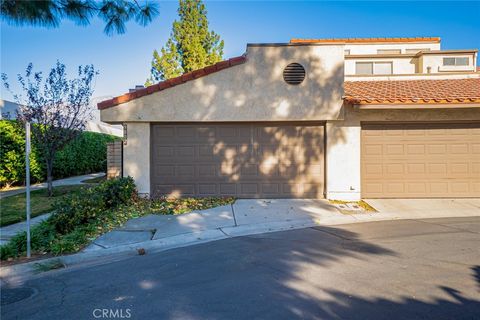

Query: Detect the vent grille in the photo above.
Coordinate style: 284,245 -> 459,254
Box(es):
283,63 -> 306,85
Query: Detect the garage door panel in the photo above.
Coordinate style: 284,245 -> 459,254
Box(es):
362,122 -> 480,198
473,182 -> 480,193
472,144 -> 480,154
151,123 -> 324,198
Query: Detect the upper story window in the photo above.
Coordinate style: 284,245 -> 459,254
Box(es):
377,49 -> 401,54
356,62 -> 393,75
344,49 -> 351,55
443,57 -> 469,66
405,48 -> 431,54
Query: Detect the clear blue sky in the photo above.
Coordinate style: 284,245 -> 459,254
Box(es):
1,1 -> 479,102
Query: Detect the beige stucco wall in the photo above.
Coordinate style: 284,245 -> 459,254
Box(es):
123,123 -> 150,195
124,106 -> 480,199
101,44 -> 345,123
325,104 -> 480,200
100,42 -> 479,199
419,53 -> 476,73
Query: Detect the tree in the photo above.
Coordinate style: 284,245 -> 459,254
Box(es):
0,0 -> 159,35
146,0 -> 224,84
2,62 -> 98,196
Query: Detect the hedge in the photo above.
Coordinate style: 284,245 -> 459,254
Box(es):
0,120 -> 118,188
0,177 -> 137,259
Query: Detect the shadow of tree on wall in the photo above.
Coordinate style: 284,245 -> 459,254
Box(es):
107,46 -> 349,199
148,47 -> 348,199
151,122 -> 335,198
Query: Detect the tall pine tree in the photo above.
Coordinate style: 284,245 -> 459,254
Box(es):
146,0 -> 224,84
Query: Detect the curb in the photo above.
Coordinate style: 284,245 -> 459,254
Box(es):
1,211 -> 479,284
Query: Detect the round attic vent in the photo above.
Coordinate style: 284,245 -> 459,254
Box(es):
283,63 -> 305,85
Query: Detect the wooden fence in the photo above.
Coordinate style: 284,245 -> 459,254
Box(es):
107,140 -> 123,179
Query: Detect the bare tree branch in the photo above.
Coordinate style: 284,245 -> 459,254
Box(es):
1,61 -> 98,196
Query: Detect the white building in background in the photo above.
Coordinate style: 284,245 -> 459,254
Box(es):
0,98 -> 122,137
89,96 -> 123,137
0,99 -> 21,119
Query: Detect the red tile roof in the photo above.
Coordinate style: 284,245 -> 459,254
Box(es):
344,78 -> 480,105
98,55 -> 247,110
291,37 -> 441,44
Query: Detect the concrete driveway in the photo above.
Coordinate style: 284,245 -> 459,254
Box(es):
83,198 -> 479,253
1,217 -> 479,320
365,198 -> 480,217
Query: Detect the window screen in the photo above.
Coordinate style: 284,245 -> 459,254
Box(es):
345,49 -> 351,55
443,57 -> 456,66
356,62 -> 373,75
377,49 -> 401,54
443,57 -> 469,66
374,62 -> 393,74
405,48 -> 430,54
455,57 -> 469,66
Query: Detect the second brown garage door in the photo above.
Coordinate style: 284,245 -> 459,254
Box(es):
151,123 -> 325,198
362,122 -> 480,198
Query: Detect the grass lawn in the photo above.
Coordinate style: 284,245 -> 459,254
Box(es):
0,185 -> 86,227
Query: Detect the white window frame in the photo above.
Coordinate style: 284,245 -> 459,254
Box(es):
443,57 -> 469,66
355,61 -> 393,75
405,48 -> 431,54
377,49 -> 401,54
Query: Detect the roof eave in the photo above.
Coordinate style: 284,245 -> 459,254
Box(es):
98,55 -> 247,110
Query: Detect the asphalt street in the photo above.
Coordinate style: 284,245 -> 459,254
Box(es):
1,217 -> 479,320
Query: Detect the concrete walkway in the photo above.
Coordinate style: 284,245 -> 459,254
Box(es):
84,199 -> 342,251
0,213 -> 52,246
1,198 -> 479,282
0,172 -> 105,199
83,198 -> 480,252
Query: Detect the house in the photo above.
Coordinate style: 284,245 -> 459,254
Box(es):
98,37 -> 480,200
0,98 -> 122,137
0,99 -> 21,119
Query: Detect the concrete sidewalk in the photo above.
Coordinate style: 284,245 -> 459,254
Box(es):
1,198 -> 479,282
0,213 -> 52,246
84,199 -> 344,251
0,172 -> 105,199
80,198 -> 480,252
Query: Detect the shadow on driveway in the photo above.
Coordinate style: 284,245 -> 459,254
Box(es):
2,219 -> 480,320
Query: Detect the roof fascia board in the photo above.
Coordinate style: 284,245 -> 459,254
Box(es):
415,49 -> 478,57
354,103 -> 480,110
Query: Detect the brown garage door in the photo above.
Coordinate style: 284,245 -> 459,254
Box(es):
361,122 -> 480,198
151,123 -> 325,198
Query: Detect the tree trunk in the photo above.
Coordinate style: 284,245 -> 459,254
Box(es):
46,159 -> 54,197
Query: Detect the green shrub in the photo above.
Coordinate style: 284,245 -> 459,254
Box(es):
0,177 -> 137,260
0,120 -> 118,188
0,221 -> 56,259
53,131 -> 116,179
49,177 -> 136,235
49,224 -> 97,255
98,177 -> 137,207
0,120 -> 44,186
